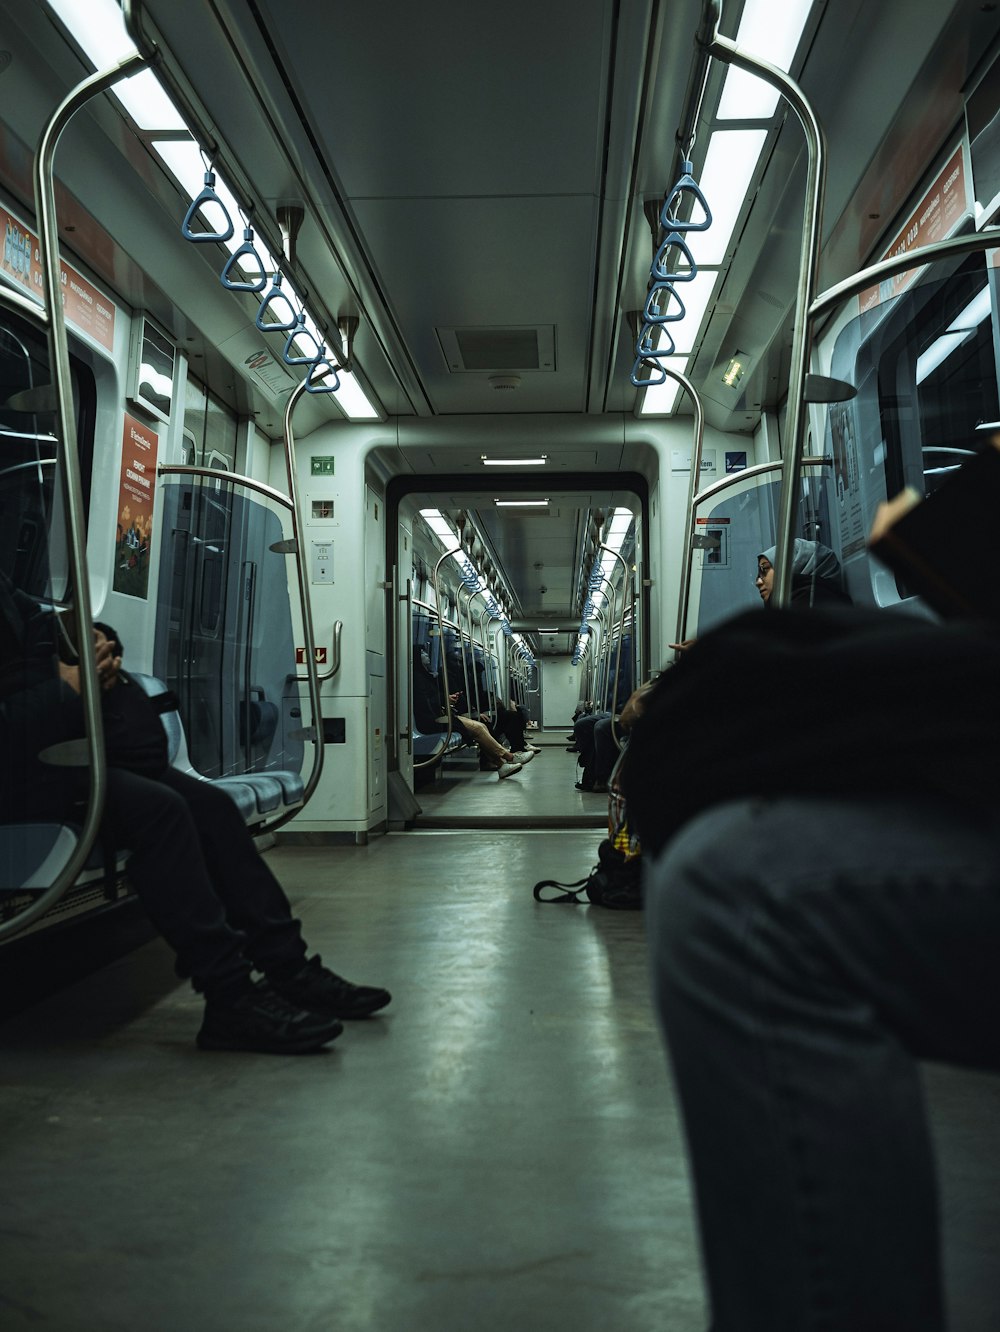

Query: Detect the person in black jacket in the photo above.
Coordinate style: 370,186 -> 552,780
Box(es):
2,589 -> 390,1054
629,605 -> 1000,1331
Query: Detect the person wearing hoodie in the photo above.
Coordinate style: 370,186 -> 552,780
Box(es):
755,538 -> 852,607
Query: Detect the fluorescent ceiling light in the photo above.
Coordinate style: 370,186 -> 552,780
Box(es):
494,499 -> 550,507
695,130 -> 769,265
537,628 -> 561,634
481,455 -> 547,465
915,286 -> 992,385
606,507 -> 634,544
638,356 -> 688,416
329,368 -> 381,420
419,509 -> 457,546
47,0 -> 186,131
717,0 -> 814,121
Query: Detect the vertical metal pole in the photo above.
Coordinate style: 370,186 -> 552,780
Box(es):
704,35 -> 826,607
281,379 -> 326,802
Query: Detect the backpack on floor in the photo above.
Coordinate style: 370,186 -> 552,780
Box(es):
532,837 -> 642,910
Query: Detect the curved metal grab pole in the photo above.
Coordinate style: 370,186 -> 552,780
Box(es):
703,33 -> 825,609
810,227 -> 1000,324
692,457 -> 830,509
273,378 -> 325,824
398,576 -> 413,755
412,546 -> 462,770
0,54 -> 147,941
589,575 -> 617,713
598,545 -> 634,753
292,621 -> 342,684
648,365 -> 705,657
478,606 -> 501,716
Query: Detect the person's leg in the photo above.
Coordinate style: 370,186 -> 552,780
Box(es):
104,767 -> 252,998
574,713 -> 603,786
156,767 -> 307,976
457,715 -> 513,763
592,716 -> 619,785
646,794 -> 1000,1332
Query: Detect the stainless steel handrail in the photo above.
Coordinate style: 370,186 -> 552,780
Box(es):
701,33 -> 826,610
412,546 -> 461,770
292,620 -> 342,684
399,576 -> 413,754
598,544 -> 633,752
270,378 -> 325,828
0,54 -> 147,941
692,457 -> 830,508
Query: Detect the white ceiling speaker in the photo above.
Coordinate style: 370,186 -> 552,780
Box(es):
488,375 -> 521,391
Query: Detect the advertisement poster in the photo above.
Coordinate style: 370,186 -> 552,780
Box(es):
0,205 -> 116,351
113,414 -> 158,599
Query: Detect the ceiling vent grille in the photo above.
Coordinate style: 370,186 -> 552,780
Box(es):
437,325 -> 556,373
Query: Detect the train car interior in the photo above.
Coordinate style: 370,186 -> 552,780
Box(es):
1,0 -> 1000,1327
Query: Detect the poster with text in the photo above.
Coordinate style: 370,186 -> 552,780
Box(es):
113,414 -> 158,599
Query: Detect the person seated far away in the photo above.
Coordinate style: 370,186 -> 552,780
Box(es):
755,537 -> 852,607
412,649 -> 529,779
624,508 -> 1000,1330
1,585 -> 390,1055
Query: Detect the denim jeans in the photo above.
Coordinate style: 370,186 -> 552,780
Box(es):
645,795 -> 1000,1331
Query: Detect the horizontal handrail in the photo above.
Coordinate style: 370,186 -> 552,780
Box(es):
158,464 -> 294,512
693,456 -> 830,508
811,227 -> 1000,325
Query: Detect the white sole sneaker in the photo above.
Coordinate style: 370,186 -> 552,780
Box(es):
513,750 -> 535,764
498,761 -> 523,779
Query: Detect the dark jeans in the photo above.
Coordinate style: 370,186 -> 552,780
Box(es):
645,794 -> 1000,1332
105,767 -> 306,1000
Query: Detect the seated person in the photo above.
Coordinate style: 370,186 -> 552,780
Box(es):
480,698 -> 540,758
412,651 -> 526,778
755,537 -> 851,607
625,597 -> 1000,1331
2,588 -> 390,1055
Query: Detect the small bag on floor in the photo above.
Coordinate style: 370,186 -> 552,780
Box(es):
532,837 -> 642,909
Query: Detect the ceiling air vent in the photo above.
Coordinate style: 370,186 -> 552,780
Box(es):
437,325 -> 556,373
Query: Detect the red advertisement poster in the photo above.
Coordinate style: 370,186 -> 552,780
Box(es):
860,146 -> 969,313
113,414 -> 159,600
0,205 -> 116,351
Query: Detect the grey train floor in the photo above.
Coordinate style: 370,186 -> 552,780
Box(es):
0,753 -> 997,1329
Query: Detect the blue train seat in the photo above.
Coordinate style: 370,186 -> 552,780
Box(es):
130,673 -> 304,824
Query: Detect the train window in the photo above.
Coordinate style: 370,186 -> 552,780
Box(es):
0,309 -> 95,599
183,372 -> 236,471
879,256 -> 999,500
874,255 -> 999,598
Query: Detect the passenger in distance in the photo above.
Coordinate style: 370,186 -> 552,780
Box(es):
1,586 -> 390,1055
755,537 -> 851,607
412,650 -> 526,778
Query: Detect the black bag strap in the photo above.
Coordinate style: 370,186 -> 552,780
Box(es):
532,874 -> 592,905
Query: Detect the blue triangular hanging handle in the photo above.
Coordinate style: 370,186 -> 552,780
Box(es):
636,322 -> 676,360
255,272 -> 298,331
181,171 -> 235,243
630,355 -> 668,389
283,313 -> 323,366
644,280 -> 687,325
221,227 -> 267,292
305,351 -> 341,395
659,161 -> 713,233
652,230 -> 698,284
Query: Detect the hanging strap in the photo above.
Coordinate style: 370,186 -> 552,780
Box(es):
532,872 -> 594,904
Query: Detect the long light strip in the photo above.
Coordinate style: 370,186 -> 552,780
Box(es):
694,130 -> 769,267
48,1 -> 381,422
47,0 -> 187,130
716,0 -> 815,121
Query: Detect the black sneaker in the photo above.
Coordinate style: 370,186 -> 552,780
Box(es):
269,955 -> 392,1019
197,980 -> 344,1053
